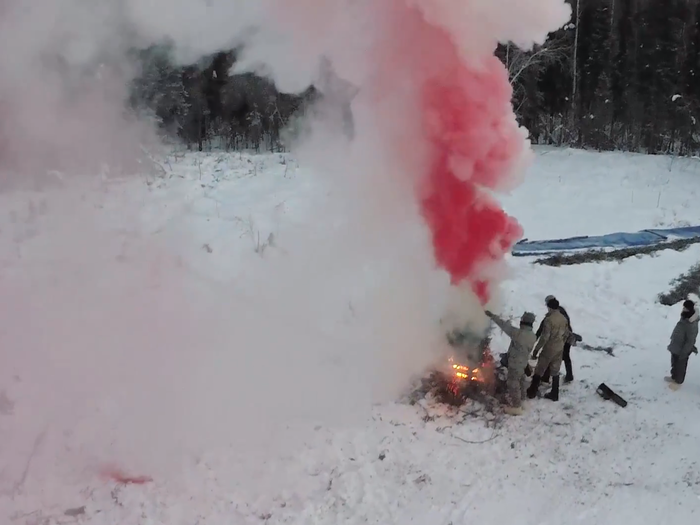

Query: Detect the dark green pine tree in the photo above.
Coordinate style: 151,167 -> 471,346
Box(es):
610,0 -> 635,142
577,0 -> 615,149
130,43 -> 189,134
679,1 -> 700,153
637,0 -> 686,152
536,36 -> 574,145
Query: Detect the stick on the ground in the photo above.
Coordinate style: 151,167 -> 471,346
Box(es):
7,429 -> 46,497
449,430 -> 499,444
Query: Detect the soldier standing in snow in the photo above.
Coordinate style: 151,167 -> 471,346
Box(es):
527,297 -> 570,401
537,295 -> 575,384
485,310 -> 538,416
666,299 -> 699,390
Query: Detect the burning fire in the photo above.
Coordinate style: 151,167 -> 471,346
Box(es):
450,360 -> 483,382
446,352 -> 495,398
448,352 -> 495,383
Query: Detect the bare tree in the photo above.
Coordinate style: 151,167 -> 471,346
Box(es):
571,0 -> 581,120
504,40 -> 568,86
498,36 -> 569,118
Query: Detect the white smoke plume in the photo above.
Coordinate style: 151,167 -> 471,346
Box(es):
0,0 -> 570,493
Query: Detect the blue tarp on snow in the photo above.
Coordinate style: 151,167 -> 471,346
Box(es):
512,225 -> 700,256
646,225 -> 700,239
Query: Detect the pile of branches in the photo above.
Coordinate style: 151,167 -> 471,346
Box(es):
658,262 -> 700,306
406,369 -> 504,413
534,237 -> 700,267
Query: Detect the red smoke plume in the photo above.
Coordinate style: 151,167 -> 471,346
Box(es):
371,1 -> 525,304
274,0 -> 529,303
418,37 -> 524,304
276,0 -> 560,304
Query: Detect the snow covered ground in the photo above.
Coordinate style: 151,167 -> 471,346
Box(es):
501,146 -> 700,239
3,147 -> 700,524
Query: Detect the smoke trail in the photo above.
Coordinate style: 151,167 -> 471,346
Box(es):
359,0 -> 570,305
384,5 -> 524,304
255,0 -> 569,310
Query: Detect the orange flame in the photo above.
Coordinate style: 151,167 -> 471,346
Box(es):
449,359 -> 485,383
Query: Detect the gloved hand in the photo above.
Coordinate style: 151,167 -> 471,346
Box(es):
693,346 -> 698,355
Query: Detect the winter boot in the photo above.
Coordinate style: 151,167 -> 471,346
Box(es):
504,405 -> 524,416
564,374 -> 574,384
526,375 -> 542,399
664,376 -> 673,383
544,376 -> 560,401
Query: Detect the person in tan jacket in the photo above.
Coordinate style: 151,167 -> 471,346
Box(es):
527,297 -> 570,401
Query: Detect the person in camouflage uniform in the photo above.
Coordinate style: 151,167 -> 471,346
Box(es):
485,310 -> 538,416
527,297 -> 570,402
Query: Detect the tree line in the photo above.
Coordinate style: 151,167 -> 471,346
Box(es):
130,0 -> 700,155
130,46 -> 316,153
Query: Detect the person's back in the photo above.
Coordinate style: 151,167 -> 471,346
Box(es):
510,326 -> 537,366
544,308 -> 569,351
485,310 -> 537,415
537,305 -> 571,338
528,298 -> 571,401
537,295 -> 577,384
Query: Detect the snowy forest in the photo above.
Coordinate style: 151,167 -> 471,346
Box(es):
130,0 -> 700,155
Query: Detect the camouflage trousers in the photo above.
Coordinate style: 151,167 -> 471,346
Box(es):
506,367 -> 528,408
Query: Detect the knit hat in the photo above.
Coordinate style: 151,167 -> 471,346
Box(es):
683,299 -> 695,312
520,311 -> 536,326
545,295 -> 555,304
546,297 -> 560,310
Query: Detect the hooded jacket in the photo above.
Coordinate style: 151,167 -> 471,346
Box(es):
668,311 -> 699,357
